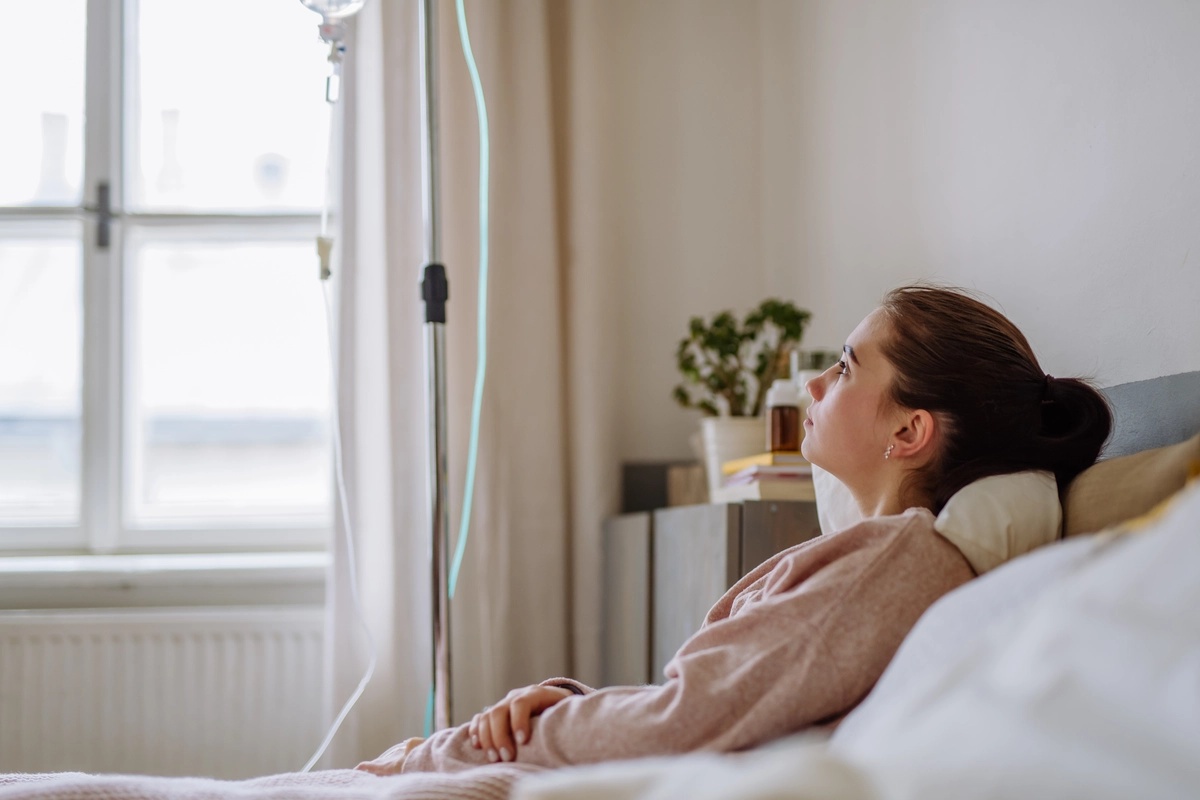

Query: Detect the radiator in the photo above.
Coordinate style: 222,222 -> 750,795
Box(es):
0,607 -> 324,779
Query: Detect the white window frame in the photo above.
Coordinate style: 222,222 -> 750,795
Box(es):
0,0 -> 333,557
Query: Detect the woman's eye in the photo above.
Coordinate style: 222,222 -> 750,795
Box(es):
836,360 -> 849,377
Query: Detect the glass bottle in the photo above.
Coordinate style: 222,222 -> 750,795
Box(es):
766,379 -> 801,452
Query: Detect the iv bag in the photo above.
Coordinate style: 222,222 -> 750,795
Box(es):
300,0 -> 365,46
300,0 -> 366,21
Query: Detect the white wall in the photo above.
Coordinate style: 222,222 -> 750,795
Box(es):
595,0 -> 769,462
598,0 -> 1200,462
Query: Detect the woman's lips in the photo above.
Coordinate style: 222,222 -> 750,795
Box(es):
804,417 -> 813,427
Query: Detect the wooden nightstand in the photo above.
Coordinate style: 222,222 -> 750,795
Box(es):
601,497 -> 821,686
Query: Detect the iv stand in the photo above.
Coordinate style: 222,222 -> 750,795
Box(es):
418,0 -> 452,731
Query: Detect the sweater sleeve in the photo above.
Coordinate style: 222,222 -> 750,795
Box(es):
539,677 -> 594,696
393,510 -> 970,774
391,605 -> 835,774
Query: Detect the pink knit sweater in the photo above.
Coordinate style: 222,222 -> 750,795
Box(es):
359,507 -> 974,775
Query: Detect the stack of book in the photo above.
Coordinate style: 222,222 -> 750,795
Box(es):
711,451 -> 815,503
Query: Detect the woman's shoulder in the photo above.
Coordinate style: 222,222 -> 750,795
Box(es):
797,506 -> 941,559
739,507 -> 950,595
736,506 -> 933,573
828,505 -> 936,536
709,507 -> 970,625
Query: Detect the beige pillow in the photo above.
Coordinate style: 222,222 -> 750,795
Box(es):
934,471 -> 1061,574
1063,432 -> 1200,537
813,465 -> 1062,575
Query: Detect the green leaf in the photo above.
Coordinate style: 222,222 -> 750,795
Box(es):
674,298 -> 812,415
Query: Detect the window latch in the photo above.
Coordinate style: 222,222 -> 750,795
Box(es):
94,181 -> 112,250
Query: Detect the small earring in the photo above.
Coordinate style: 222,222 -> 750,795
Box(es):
884,445 -> 894,460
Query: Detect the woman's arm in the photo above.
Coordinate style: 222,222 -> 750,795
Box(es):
363,509 -> 972,774
393,591 -> 841,774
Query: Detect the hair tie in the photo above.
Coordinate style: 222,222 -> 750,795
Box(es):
1042,374 -> 1055,403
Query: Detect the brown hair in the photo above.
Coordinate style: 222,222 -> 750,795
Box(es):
878,283 -> 1112,514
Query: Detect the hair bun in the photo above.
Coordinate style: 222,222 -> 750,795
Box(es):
1037,377 -> 1112,484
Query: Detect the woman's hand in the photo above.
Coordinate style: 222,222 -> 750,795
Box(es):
469,685 -> 574,762
355,736 -> 425,775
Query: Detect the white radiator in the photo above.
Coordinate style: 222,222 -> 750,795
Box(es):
0,607 -> 324,779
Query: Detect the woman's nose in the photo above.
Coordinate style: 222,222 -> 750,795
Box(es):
806,374 -> 824,402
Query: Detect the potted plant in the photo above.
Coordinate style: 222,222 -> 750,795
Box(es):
673,299 -> 812,498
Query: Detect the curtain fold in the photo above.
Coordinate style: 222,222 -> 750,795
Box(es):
325,0 -> 617,767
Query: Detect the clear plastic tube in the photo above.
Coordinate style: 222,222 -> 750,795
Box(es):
300,286 -> 378,773
300,4 -> 376,769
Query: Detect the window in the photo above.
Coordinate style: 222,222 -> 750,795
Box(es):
0,0 -> 336,554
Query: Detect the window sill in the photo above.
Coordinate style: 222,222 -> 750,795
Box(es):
0,552 -> 328,610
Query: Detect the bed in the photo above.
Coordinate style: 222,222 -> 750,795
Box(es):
1,371 -> 1197,800
516,370 -> 1200,800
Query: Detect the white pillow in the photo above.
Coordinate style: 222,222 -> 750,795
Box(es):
812,465 -> 1062,575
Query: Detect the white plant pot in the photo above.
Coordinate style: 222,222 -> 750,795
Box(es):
700,416 -> 767,500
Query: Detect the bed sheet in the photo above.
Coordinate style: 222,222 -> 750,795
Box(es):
0,764 -> 541,800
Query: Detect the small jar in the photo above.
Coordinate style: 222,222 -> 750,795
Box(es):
765,379 -> 802,452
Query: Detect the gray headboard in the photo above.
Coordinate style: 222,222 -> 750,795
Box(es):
1101,371 -> 1200,459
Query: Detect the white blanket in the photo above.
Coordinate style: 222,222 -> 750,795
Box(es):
0,765 -> 540,800
519,482 -> 1200,800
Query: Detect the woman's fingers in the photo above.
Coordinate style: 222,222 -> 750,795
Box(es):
471,685 -> 574,763
486,703 -> 516,762
509,695 -> 533,746
468,713 -> 481,749
476,711 -> 495,756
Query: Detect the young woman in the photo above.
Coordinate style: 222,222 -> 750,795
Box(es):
357,284 -> 1112,776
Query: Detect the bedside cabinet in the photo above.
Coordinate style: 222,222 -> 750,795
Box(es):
601,499 -> 821,686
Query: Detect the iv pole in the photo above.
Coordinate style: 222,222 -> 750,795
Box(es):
307,0 -> 452,734
418,0 -> 453,731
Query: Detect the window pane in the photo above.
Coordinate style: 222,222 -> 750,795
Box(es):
127,236 -> 332,525
0,0 -> 86,207
0,230 -> 83,524
128,0 -> 332,212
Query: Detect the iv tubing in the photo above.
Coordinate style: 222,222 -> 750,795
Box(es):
301,25 -> 377,769
301,285 -> 378,772
448,0 -> 490,603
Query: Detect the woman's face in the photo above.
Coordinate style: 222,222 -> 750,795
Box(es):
801,308 -> 900,483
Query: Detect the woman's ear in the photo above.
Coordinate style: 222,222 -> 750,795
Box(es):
890,409 -> 937,464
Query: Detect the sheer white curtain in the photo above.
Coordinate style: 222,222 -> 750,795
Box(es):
323,0 -> 621,767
